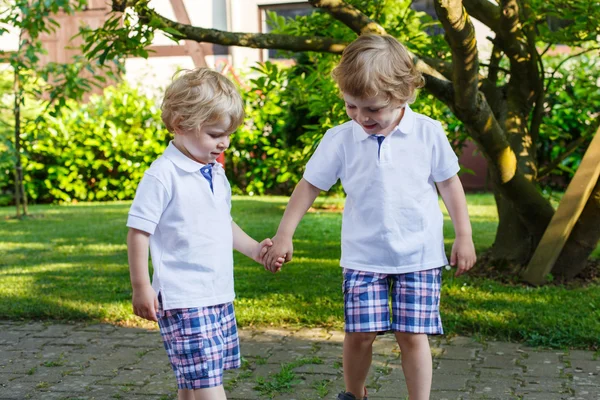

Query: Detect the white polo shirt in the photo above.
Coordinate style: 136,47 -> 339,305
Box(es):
127,142 -> 234,310
304,105 -> 459,274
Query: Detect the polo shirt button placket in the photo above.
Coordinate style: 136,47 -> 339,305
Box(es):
200,164 -> 214,196
381,143 -> 390,163
371,135 -> 387,164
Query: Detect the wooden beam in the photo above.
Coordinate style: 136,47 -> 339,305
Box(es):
169,0 -> 208,67
522,125 -> 600,285
146,45 -> 189,57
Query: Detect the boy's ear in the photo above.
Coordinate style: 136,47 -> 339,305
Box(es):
172,118 -> 185,136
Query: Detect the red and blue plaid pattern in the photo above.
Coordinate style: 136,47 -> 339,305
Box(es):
157,301 -> 240,389
343,268 -> 443,334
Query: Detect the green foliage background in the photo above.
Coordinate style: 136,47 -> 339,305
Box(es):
0,0 -> 598,204
1,81 -> 169,204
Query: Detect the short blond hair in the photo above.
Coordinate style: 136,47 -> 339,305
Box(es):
161,68 -> 244,134
332,34 -> 424,105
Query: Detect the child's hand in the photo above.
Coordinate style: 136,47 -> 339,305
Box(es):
450,235 -> 476,276
255,238 -> 285,272
262,245 -> 286,273
132,284 -> 158,322
264,234 -> 293,272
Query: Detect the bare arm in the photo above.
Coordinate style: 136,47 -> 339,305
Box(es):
264,178 -> 322,269
436,175 -> 477,275
127,228 -> 158,322
232,221 -> 285,268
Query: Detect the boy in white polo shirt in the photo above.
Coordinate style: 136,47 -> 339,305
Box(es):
126,68 -> 284,400
263,34 -> 476,400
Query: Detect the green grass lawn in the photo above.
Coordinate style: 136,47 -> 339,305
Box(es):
1,194 -> 599,349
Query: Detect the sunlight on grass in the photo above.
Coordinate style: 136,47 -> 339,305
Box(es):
1,195 -> 599,348
460,309 -> 518,325
0,242 -> 47,251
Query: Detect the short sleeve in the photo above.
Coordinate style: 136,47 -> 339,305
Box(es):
126,173 -> 171,235
303,130 -> 343,191
430,123 -> 460,182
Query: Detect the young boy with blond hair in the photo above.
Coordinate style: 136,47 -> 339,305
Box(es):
264,34 -> 476,400
126,68 -> 283,400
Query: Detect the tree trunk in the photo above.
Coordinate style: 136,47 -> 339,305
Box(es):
552,177 -> 600,279
13,167 -> 21,218
13,68 -> 27,217
490,186 -> 536,265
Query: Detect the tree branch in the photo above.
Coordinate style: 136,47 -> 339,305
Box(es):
497,0 -> 530,63
496,1 -> 541,179
132,0 -> 451,95
111,0 -> 132,12
463,0 -> 500,32
422,73 -> 455,107
307,0 -> 385,35
545,47 -> 600,93
497,0 -> 540,98
421,56 -> 453,80
484,44 -> 506,84
434,0 -> 479,113
139,6 -> 347,54
523,1 -> 544,153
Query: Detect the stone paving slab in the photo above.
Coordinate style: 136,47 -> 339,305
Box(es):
0,321 -> 598,399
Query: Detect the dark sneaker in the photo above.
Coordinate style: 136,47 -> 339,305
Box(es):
337,389 -> 368,400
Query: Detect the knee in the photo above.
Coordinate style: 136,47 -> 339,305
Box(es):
395,332 -> 428,350
345,332 -> 378,349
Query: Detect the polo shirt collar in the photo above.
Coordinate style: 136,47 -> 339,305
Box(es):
163,141 -> 222,173
397,104 -> 416,135
351,104 -> 416,142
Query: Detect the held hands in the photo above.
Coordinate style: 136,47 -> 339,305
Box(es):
256,238 -> 285,273
450,235 -> 477,276
132,284 -> 159,322
263,234 -> 293,273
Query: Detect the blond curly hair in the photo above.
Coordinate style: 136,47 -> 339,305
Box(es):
161,68 -> 244,135
332,34 -> 424,105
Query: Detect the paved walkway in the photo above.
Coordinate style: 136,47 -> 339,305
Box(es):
0,321 -> 598,400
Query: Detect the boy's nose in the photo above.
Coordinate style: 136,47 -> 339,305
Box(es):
358,114 -> 370,123
218,138 -> 229,149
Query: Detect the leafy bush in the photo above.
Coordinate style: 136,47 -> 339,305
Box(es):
20,83 -> 169,203
537,53 -> 600,191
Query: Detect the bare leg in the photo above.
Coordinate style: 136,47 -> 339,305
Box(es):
343,332 -> 378,399
178,389 -> 195,400
394,332 -> 432,400
177,386 -> 227,400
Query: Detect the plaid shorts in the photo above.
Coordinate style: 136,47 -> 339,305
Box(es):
343,267 -> 443,334
157,299 -> 241,389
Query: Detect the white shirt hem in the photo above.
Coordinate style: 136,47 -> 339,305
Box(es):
159,293 -> 236,311
340,259 -> 448,274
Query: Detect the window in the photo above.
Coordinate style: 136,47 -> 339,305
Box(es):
411,0 -> 436,19
411,0 -> 444,36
